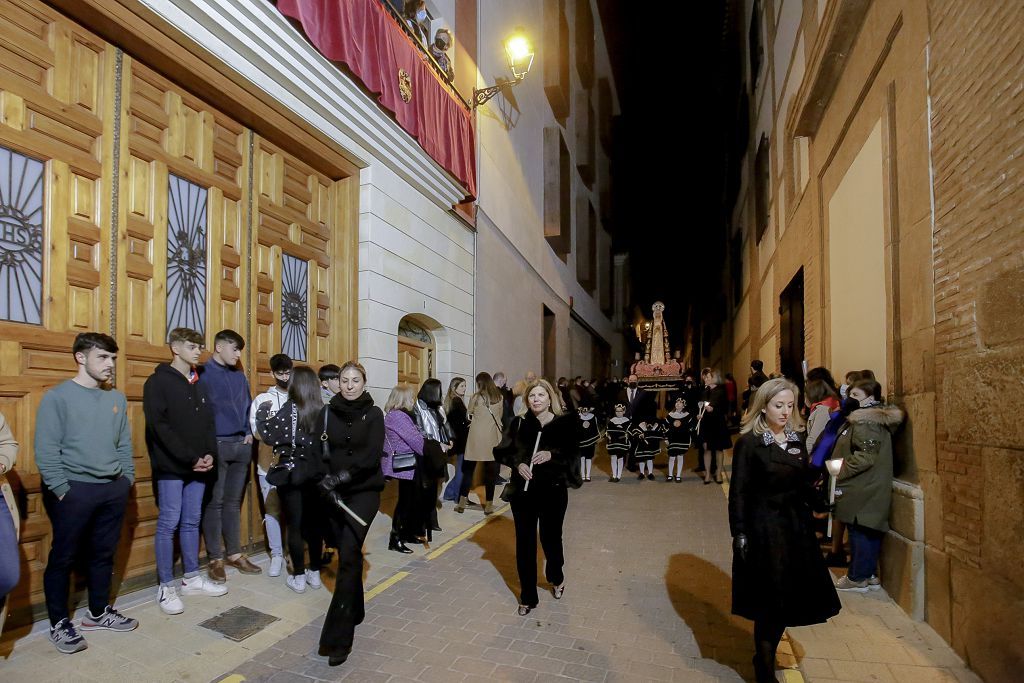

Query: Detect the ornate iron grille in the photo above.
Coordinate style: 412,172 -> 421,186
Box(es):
281,253 -> 308,361
0,145 -> 44,325
166,174 -> 208,338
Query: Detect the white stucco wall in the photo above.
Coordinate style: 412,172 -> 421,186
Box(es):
473,0 -> 620,380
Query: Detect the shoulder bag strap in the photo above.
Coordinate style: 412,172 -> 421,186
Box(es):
320,407 -> 330,460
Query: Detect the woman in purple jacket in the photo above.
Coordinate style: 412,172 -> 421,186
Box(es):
383,384 -> 425,553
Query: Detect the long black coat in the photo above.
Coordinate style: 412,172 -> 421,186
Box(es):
698,385 -> 733,450
728,431 -> 840,626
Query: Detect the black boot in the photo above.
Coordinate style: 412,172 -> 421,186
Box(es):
388,532 -> 413,554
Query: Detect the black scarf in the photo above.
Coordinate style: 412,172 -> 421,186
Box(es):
329,391 -> 375,417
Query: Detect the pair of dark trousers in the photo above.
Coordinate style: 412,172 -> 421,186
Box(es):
278,482 -> 324,575
510,485 -> 568,606
203,439 -> 251,559
392,478 -> 421,538
319,489 -> 379,658
42,477 -> 131,625
458,459 -> 497,502
0,500 -> 19,613
848,523 -> 884,581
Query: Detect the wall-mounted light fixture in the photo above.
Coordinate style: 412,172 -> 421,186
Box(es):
473,27 -> 534,108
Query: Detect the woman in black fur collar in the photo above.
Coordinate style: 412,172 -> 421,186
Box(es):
495,379 -> 581,616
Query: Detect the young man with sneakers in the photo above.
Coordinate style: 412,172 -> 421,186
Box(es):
249,353 -> 292,579
143,327 -> 229,615
35,332 -> 138,653
199,329 -> 262,581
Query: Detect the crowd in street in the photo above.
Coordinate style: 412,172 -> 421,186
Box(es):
0,331 -> 905,682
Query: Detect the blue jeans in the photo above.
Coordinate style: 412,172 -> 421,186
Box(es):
848,523 -> 884,581
156,478 -> 206,586
0,501 -> 18,611
443,453 -> 464,501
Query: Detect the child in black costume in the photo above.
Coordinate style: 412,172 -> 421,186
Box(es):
630,416 -> 665,481
577,401 -> 600,482
662,396 -> 695,481
604,403 -> 631,482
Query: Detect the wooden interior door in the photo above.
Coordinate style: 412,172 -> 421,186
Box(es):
0,0 -> 115,622
398,339 -> 429,387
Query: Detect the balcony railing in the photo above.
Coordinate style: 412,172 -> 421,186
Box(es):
376,0 -> 470,110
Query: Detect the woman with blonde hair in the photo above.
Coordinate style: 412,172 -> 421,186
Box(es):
494,379 -> 580,615
729,379 -> 839,683
382,384 -> 423,554
456,372 -> 504,514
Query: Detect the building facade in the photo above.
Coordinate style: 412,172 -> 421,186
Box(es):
712,1 -> 1023,680
0,0 -> 621,625
472,0 -> 621,383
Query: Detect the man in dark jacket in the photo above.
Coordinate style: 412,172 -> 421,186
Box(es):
144,327 -> 226,616
743,360 -> 770,410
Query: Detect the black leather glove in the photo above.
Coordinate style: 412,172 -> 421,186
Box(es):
317,469 -> 352,497
733,534 -> 748,562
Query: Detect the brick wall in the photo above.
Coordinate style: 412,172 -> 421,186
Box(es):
928,1 -> 1024,680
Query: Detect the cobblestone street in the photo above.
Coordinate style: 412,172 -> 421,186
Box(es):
0,452 -> 981,683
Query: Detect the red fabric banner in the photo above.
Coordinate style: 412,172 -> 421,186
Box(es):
277,0 -> 477,198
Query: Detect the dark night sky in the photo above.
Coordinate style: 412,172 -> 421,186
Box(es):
598,0 -> 735,351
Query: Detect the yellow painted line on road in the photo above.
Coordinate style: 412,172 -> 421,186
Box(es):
365,570 -> 410,602
426,503 -> 510,560
215,676 -> 246,683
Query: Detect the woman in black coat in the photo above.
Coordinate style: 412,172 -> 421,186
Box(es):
698,367 -> 733,484
317,361 -> 385,667
729,378 -> 840,683
495,379 -> 581,616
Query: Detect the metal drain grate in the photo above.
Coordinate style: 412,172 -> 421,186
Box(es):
198,605 -> 280,642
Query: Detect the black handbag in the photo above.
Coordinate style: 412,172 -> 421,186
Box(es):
384,432 -> 417,472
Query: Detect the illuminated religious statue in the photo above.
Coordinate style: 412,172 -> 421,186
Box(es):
645,301 -> 670,366
631,301 -> 682,379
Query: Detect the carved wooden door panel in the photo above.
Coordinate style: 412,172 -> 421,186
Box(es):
0,0 -> 115,619
119,57 -> 249,575
251,136 -> 336,390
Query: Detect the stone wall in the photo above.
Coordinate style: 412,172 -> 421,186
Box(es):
927,2 -> 1024,680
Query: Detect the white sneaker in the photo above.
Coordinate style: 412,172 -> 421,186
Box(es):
868,575 -> 882,591
286,574 -> 306,593
305,569 -> 322,590
157,585 -> 184,615
181,574 -> 228,597
269,555 -> 284,578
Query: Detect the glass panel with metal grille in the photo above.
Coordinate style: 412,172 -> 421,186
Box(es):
281,253 -> 309,361
167,174 -> 208,337
0,145 -> 45,325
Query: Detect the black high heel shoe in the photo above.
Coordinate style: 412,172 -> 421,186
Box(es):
388,532 -> 413,554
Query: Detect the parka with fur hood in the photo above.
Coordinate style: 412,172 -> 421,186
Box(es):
833,403 -> 904,531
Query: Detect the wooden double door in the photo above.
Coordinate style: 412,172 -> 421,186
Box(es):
0,0 -> 357,625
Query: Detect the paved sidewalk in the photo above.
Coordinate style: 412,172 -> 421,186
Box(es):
0,452 -> 982,683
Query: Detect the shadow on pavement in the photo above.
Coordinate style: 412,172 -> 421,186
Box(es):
665,553 -> 756,681
467,514 -> 535,601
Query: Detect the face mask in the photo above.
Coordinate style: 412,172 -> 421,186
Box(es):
842,397 -> 860,414
275,378 -> 289,391
628,382 -> 638,389
416,9 -> 427,21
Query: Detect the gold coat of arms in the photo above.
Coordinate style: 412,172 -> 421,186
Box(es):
398,68 -> 413,102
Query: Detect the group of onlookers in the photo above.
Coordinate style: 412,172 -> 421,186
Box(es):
729,362 -> 904,682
